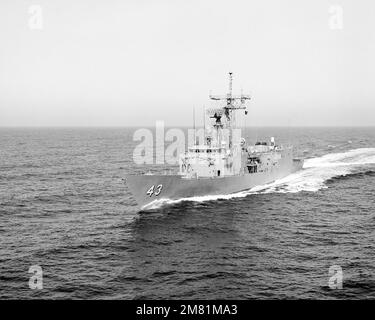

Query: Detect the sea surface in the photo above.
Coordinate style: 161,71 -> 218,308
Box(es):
0,127 -> 374,299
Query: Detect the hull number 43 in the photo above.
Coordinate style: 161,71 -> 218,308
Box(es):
146,184 -> 163,197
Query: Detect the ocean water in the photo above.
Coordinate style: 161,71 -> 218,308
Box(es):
0,127 -> 374,299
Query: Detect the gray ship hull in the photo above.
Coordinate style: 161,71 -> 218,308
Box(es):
125,158 -> 304,209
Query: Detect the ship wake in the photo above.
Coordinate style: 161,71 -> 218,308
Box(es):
143,148 -> 375,210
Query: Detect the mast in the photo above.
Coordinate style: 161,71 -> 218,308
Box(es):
209,72 -> 251,125
203,106 -> 206,142
193,107 -> 196,146
209,73 -> 251,149
227,72 -> 233,147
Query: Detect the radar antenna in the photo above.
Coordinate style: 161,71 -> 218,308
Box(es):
228,72 -> 233,101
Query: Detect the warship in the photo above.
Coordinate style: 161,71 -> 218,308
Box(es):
125,73 -> 304,208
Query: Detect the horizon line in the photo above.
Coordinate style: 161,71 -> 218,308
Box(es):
1,125 -> 375,129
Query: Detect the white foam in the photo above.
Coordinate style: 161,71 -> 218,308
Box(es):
143,148 -> 375,209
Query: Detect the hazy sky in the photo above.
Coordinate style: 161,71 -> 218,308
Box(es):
0,0 -> 374,126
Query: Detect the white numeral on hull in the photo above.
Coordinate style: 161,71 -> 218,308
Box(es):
146,184 -> 163,197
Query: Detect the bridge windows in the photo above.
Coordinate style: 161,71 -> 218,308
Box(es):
247,166 -> 257,173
